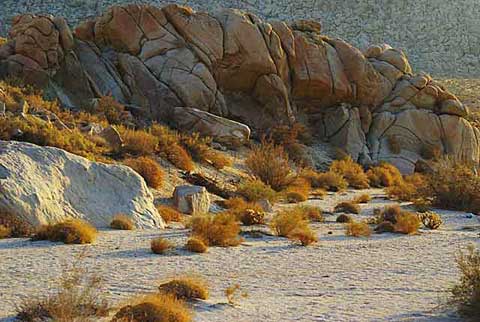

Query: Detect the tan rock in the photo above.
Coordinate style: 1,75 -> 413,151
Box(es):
173,185 -> 210,215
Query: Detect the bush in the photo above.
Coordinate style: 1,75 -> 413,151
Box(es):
386,173 -> 426,201
236,179 -> 277,202
354,194 -> 371,204
296,205 -> 324,222
270,210 -> 307,237
345,220 -> 372,237
94,96 -> 126,125
123,156 -> 164,189
185,237 -> 208,253
307,171 -> 348,192
119,127 -> 159,156
189,213 -> 242,247
112,293 -> 191,322
393,212 -> 421,234
245,140 -> 293,191
181,132 -> 232,170
336,214 -> 353,223
157,205 -> 184,223
288,227 -> 318,246
334,201 -> 361,214
151,237 -> 174,254
110,214 -> 135,230
150,124 -> 194,172
378,205 -> 403,224
0,211 -> 34,238
367,162 -> 403,187
222,198 -> 265,226
330,157 -> 369,189
0,225 -> 11,239
420,211 -> 443,230
158,276 -> 209,300
283,177 -> 311,203
33,219 -> 97,244
448,245 -> 480,319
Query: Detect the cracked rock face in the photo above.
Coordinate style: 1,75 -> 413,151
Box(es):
0,3 -> 477,173
0,140 -> 164,229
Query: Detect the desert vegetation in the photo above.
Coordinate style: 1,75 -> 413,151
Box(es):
270,209 -> 318,246
158,276 -> 209,300
110,214 -> 135,230
345,220 -> 372,237
123,156 -> 164,189
32,219 -> 97,244
188,213 -> 242,247
151,237 -> 174,254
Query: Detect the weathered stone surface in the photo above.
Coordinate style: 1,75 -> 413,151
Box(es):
173,185 -> 210,215
0,140 -> 164,228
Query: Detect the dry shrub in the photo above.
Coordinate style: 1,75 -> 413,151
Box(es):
386,173 -> 426,201
185,237 -> 208,253
354,194 -> 371,204
181,133 -> 232,170
268,122 -> 313,167
0,211 -> 34,238
336,214 -> 353,223
330,157 -> 370,189
119,128 -> 158,156
307,171 -> 348,192
0,225 -> 11,239
420,211 -> 443,230
288,227 -> 318,246
151,237 -> 174,254
157,205 -> 184,223
110,214 -> 135,230
374,221 -> 395,233
296,205 -> 324,222
412,198 -> 432,212
33,219 -> 97,244
245,140 -> 294,191
393,211 -> 421,234
158,276 -> 209,300
346,220 -> 372,237
225,284 -> 248,305
94,96 -> 126,125
284,177 -> 311,203
421,144 -> 442,160
378,205 -> 403,224
150,124 -> 194,172
123,156 -> 164,189
270,209 -> 317,246
334,201 -> 361,214
222,198 -> 265,226
236,179 -> 277,202
17,251 -> 109,322
448,245 -> 480,319
387,135 -> 401,154
112,293 -> 191,322
0,37 -> 7,46
189,213 -> 242,247
367,162 -> 403,187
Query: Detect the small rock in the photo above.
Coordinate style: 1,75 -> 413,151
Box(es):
173,185 -> 211,215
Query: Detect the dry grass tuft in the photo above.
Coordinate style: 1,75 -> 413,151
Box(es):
420,211 -> 443,230
0,225 -> 11,239
236,179 -> 277,202
0,211 -> 34,238
189,213 -> 242,247
185,237 -> 208,253
94,95 -> 127,125
393,212 -> 421,234
157,205 -> 184,223
305,170 -> 348,192
284,177 -> 311,203
367,162 -> 403,187
270,209 -> 318,246
119,127 -> 159,156
33,219 -> 97,244
225,284 -> 248,305
354,194 -> 371,204
110,214 -> 135,230
151,237 -> 174,254
150,124 -> 194,172
288,227 -> 318,246
123,156 -> 164,189
296,205 -> 324,222
222,198 -> 265,226
158,276 -> 209,300
345,220 -> 372,237
336,214 -> 353,223
181,133 -> 232,170
112,293 -> 191,322
334,201 -> 361,214
386,173 -> 426,201
330,157 -> 369,189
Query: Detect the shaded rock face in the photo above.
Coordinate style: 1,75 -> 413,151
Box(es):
173,185 -> 210,215
0,140 -> 164,229
0,4 -> 478,172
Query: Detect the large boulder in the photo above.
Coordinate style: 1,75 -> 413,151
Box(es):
0,141 -> 164,228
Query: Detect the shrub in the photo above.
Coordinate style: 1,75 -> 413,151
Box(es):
346,220 -> 372,237
112,293 -> 191,322
367,163 -> 403,187
386,173 -> 426,201
0,211 -> 34,238
393,212 -> 421,234
448,245 -> 480,319
296,205 -> 324,223
123,156 -> 164,189
119,127 -> 159,156
189,213 -> 242,247
354,194 -> 371,204
378,205 -> 403,224
225,284 -> 248,305
334,201 -> 361,214
158,276 -> 209,300
0,37 -> 7,46
270,210 -> 308,237
330,157 -> 369,189
0,225 -> 11,239
421,144 -> 442,160
185,237 -> 208,253
374,221 -> 395,233
33,219 -> 97,244
245,140 -> 293,191
420,211 -> 443,230
236,179 -> 277,202
181,132 -> 232,170
158,205 -> 184,223
283,177 -> 311,203
288,227 -> 318,246
222,198 -> 265,226
150,124 -> 194,172
151,237 -> 174,254
110,214 -> 135,230
238,209 -> 266,226
336,214 -> 353,223
94,96 -> 126,125
307,171 -> 348,191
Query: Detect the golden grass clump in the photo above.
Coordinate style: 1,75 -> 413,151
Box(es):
386,173 -> 426,201
185,237 -> 208,253
270,209 -> 317,246
110,214 -> 135,230
448,245 -> 480,319
245,140 -> 294,191
420,211 -> 443,230
354,194 -> 371,204
150,124 -> 194,172
330,156 -> 370,189
94,95 -> 127,125
151,237 -> 174,254
296,205 -> 324,222
225,284 -> 248,305
288,227 -> 318,246
0,225 -> 11,239
345,220 -> 372,237
236,179 -> 277,202
33,219 -> 97,244
222,197 -> 265,226
189,213 -> 242,247
306,171 -> 348,192
119,127 -> 159,156
336,214 -> 353,223
366,162 -> 403,187
334,201 -> 361,214
157,205 -> 184,223
112,293 -> 191,322
0,211 -> 34,238
158,276 -> 209,300
284,177 -> 311,203
181,132 -> 232,170
393,211 -> 421,234
123,156 -> 164,189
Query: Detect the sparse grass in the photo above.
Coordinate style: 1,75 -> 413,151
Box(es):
367,162 -> 403,187
181,132 -> 232,170
304,170 -> 348,192
334,201 -> 361,214
420,212 -> 443,230
245,140 -> 294,191
158,276 -> 209,300
222,197 -> 265,226
94,95 -> 127,125
336,214 -> 353,223
0,225 -> 11,239
150,124 -> 194,172
112,293 -> 191,322
110,214 -> 135,230
295,205 -> 324,222
225,284 -> 248,305
421,144 -> 442,160
284,177 -> 311,203
157,205 -> 184,223
123,156 -> 164,189
354,194 -> 371,204
189,213 -> 242,247
32,219 -> 97,244
448,244 -> 480,319
236,179 -> 277,202
0,211 -> 34,238
345,220 -> 372,237
288,227 -> 318,246
386,173 -> 426,201
118,127 -> 159,156
151,237 -> 174,254
270,210 -> 308,237
330,157 -> 369,189
185,237 -> 208,253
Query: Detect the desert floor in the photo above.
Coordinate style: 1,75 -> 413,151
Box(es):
1,188 -> 479,322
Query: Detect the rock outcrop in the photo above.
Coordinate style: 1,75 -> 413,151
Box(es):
0,4 -> 478,173
0,140 -> 164,228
